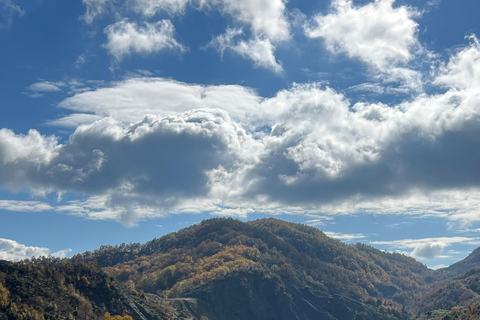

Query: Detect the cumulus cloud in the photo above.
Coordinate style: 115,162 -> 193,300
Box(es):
207,28 -> 283,72
2,35 -> 480,225
104,20 -> 185,61
305,0 -> 426,90
0,128 -> 60,193
0,238 -> 71,261
203,0 -> 289,71
434,35 -> 480,90
411,242 -> 446,260
306,0 -> 420,70
81,0 -> 289,70
0,110 -> 259,224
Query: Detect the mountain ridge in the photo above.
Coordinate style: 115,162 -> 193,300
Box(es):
1,218 -> 480,320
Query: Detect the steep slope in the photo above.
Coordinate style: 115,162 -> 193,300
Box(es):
412,267 -> 480,319
0,259 -> 200,320
443,247 -> 480,277
72,218 -> 438,319
6,218 -> 477,320
0,259 -> 133,320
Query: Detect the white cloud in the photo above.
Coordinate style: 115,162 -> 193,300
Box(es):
81,0 -> 109,24
75,54 -> 88,68
2,36 -> 480,225
0,128 -> 60,193
411,242 -> 446,260
207,28 -> 283,72
130,0 -> 190,16
28,81 -> 65,93
57,77 -> 261,124
0,0 -> 24,28
0,200 -> 53,212
82,0 -> 290,42
203,0 -> 289,42
306,0 -> 421,70
371,237 -> 480,260
45,113 -> 103,128
0,110 -> 259,225
305,189 -> 480,223
0,238 -> 71,261
203,0 -> 289,71
430,264 -> 448,270
434,35 -> 480,90
324,231 -> 366,241
103,19 -> 186,61
81,0 -> 289,70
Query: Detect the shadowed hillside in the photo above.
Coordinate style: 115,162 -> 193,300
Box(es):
3,218 -> 480,320
71,218 -> 439,319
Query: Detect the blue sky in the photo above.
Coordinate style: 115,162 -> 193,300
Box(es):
1,0 -> 480,269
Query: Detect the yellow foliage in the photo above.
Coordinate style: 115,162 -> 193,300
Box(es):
0,282 -> 9,307
102,312 -> 134,320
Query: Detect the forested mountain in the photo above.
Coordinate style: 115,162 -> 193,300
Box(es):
2,218 -> 480,320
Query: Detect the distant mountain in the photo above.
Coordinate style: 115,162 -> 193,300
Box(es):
443,247 -> 480,277
3,218 -> 480,320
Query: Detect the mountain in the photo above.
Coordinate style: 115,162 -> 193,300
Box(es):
72,218 -> 438,319
2,218 -> 480,320
443,247 -> 480,277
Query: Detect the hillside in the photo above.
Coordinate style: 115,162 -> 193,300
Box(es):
71,218 -> 438,319
0,258 -> 213,320
0,259 -> 137,320
443,247 -> 480,277
3,218 -> 480,320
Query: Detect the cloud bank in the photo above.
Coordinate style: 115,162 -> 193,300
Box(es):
0,238 -> 71,261
2,34 -> 480,225
2,1 -> 480,229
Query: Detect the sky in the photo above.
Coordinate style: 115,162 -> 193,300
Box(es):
0,0 -> 480,269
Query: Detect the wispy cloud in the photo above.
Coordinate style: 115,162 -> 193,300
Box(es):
24,81 -> 66,98
324,231 -> 367,241
0,0 -> 24,28
0,200 -> 53,212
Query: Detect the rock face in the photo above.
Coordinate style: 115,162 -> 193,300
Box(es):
3,218 -> 480,320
